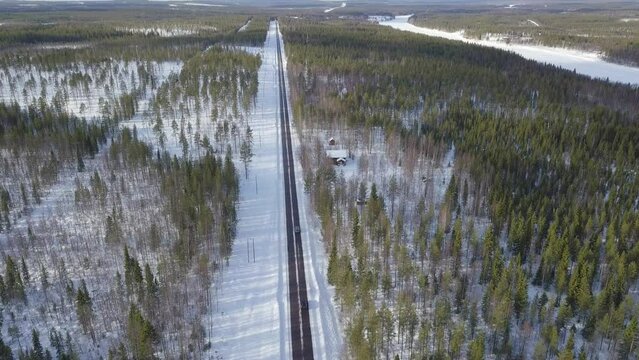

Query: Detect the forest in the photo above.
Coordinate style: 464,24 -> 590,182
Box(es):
282,17 -> 639,360
410,6 -> 639,66
1,3 -> 638,358
0,10 -> 266,359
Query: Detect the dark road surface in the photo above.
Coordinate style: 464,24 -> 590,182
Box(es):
275,21 -> 314,360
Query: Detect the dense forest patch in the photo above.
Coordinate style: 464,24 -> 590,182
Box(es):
283,17 -> 639,359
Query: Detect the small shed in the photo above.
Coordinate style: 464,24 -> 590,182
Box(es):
328,137 -> 336,146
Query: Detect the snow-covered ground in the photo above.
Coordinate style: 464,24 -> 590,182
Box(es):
527,19 -> 540,27
0,60 -> 181,121
208,21 -> 341,359
379,15 -> 639,86
324,1 -> 345,13
238,19 -> 251,32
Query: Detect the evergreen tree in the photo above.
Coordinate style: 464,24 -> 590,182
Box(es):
21,257 -> 29,285
127,304 -> 157,359
4,255 -> 26,303
619,316 -> 637,359
75,279 -> 94,339
31,329 -> 44,360
468,332 -> 485,360
327,238 -> 338,285
0,336 -> 13,360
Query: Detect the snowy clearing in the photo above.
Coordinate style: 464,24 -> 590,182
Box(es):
379,15 -> 639,86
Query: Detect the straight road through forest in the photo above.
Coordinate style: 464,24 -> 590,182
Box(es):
275,21 -> 314,360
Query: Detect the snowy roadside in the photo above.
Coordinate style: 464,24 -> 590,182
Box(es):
379,15 -> 639,86
208,20 -> 343,360
208,21 -> 289,359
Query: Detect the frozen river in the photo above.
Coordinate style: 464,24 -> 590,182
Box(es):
380,15 -> 639,86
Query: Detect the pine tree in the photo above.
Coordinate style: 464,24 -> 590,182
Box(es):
452,218 -> 463,275
20,257 -> 29,285
468,332 -> 485,360
513,264 -> 528,319
123,247 -> 143,295
0,336 -> 13,359
31,329 -> 44,360
558,331 -> 575,360
127,304 -> 157,359
4,255 -> 26,303
327,238 -> 338,285
480,226 -> 496,284
76,279 -> 94,339
619,317 -> 637,359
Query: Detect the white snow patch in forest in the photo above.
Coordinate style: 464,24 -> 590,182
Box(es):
238,19 -> 251,32
182,2 -> 226,7
324,1 -> 345,13
380,15 -> 639,86
0,60 -> 182,122
37,42 -> 91,50
116,27 -> 213,37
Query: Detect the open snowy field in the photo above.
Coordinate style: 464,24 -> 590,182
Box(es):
380,15 -> 639,86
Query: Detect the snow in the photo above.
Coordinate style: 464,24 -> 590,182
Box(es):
326,149 -> 349,159
238,19 -> 252,32
208,21 -> 341,359
0,60 -> 182,121
116,26 -> 216,37
527,19 -> 540,27
324,1 -> 345,13
182,2 -> 226,7
379,15 -> 639,86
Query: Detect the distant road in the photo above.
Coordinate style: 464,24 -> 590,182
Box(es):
275,21 -> 314,360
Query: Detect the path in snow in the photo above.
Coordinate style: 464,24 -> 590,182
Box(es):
379,15 -> 639,86
324,2 -> 345,13
527,19 -> 540,27
239,18 -> 252,32
209,20 -> 341,359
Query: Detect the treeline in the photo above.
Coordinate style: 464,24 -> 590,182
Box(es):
282,18 -> 639,359
412,9 -> 639,66
0,101 -> 105,157
0,14 -> 268,66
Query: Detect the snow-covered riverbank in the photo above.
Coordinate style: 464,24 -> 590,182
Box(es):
379,15 -> 639,86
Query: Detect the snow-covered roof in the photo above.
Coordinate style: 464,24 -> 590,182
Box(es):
326,149 -> 348,159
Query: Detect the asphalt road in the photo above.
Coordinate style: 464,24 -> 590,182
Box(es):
275,21 -> 314,360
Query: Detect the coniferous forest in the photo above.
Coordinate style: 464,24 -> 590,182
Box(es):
0,8 -> 265,358
283,16 -> 639,360
0,1 -> 638,359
